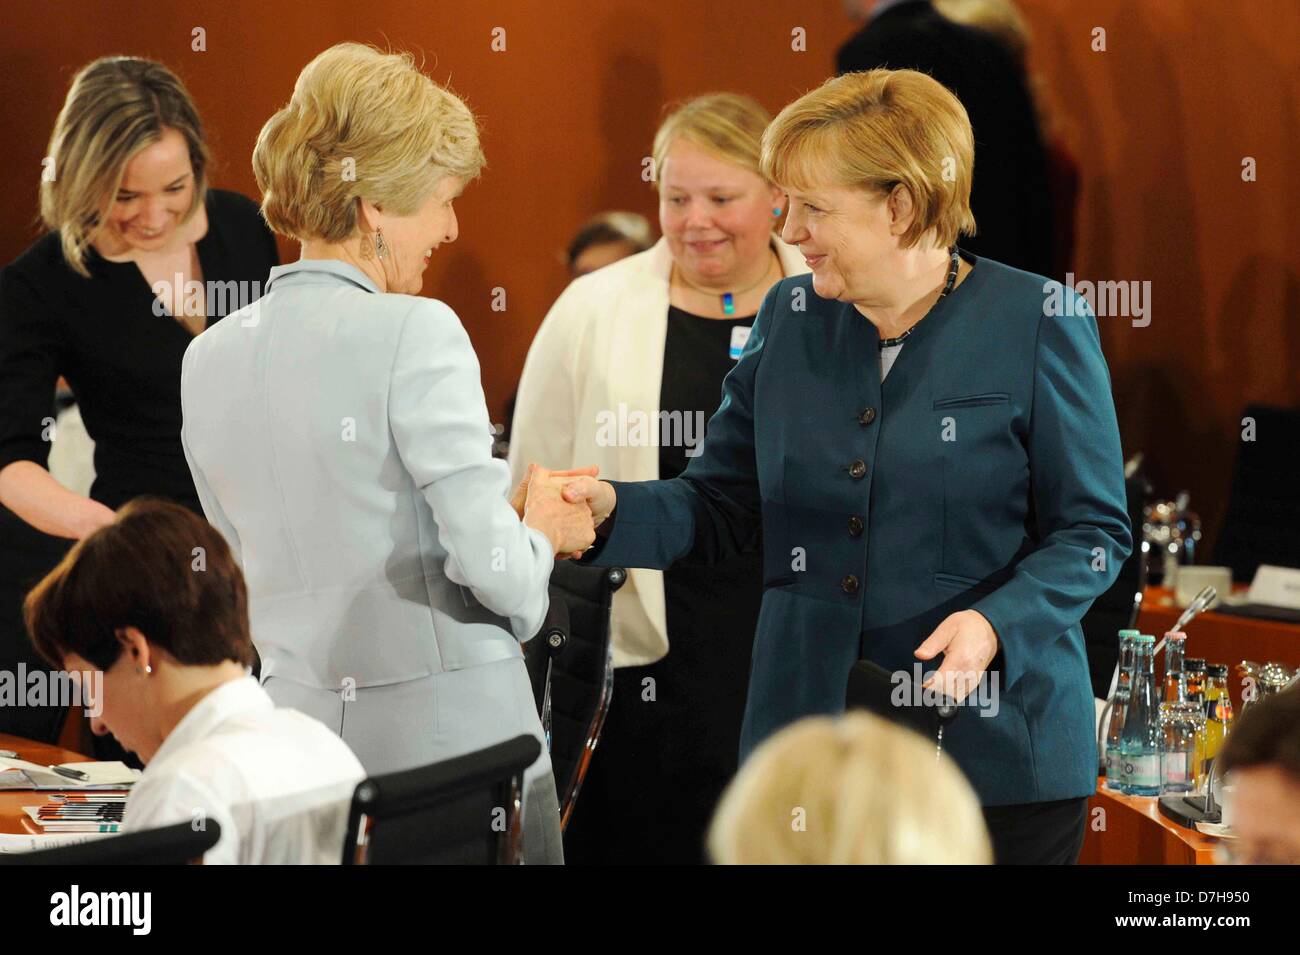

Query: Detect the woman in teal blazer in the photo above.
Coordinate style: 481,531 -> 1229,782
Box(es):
553,69 -> 1131,864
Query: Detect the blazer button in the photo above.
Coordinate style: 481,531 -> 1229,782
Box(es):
858,407 -> 877,426
848,515 -> 864,537
848,459 -> 867,479
841,574 -> 860,594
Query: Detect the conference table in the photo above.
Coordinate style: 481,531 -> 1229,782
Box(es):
0,732 -> 99,836
3,588 -> 1296,859
1078,584 -> 1300,864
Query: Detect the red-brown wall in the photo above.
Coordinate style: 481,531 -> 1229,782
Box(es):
3,0 -> 1297,552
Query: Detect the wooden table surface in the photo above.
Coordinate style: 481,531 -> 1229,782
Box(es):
1080,777 -> 1220,865
1137,586 -> 1300,714
0,732 -> 107,836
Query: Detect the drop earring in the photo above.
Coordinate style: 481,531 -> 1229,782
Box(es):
374,227 -> 389,261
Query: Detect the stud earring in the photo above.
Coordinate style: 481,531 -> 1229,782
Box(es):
138,665 -> 152,676
772,207 -> 783,217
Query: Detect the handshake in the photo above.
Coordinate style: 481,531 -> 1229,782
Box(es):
510,464 -> 617,559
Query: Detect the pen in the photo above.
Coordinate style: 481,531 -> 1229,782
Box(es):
48,765 -> 91,781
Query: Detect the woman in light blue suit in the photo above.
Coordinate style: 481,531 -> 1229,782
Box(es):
178,44 -> 592,863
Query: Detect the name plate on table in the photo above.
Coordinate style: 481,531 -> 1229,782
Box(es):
1247,564 -> 1300,611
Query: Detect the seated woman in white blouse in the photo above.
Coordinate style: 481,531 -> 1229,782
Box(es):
23,498 -> 364,864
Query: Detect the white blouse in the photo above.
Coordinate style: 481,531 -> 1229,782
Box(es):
122,677 -> 365,864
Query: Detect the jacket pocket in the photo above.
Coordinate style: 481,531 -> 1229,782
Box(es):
933,392 -> 1011,410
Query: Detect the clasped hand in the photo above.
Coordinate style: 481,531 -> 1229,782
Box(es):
510,463 -> 604,559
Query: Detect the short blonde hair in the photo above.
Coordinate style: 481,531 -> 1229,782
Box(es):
652,92 -> 772,188
39,57 -> 210,278
253,43 -> 484,242
708,713 -> 993,865
761,69 -> 976,249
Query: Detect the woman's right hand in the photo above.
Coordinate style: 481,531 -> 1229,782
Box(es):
523,466 -> 597,557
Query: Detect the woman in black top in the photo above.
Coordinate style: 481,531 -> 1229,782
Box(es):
510,94 -> 808,863
0,57 -> 277,744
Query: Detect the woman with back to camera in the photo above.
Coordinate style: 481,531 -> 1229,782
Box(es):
179,43 -> 592,863
554,69 -> 1132,865
510,93 -> 808,864
0,56 -> 277,751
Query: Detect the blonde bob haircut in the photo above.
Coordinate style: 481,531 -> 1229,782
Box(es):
708,713 -> 993,865
39,57 -> 210,278
761,69 -> 977,249
652,92 -> 773,188
254,43 -> 484,242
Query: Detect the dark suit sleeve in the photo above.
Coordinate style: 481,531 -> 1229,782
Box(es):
585,284 -> 777,570
0,266 -> 62,474
972,290 -> 1132,689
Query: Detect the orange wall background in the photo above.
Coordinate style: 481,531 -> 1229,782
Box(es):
2,0 -> 1297,552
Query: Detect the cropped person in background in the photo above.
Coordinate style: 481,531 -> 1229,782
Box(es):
708,713 -> 992,864
837,0 -> 1052,276
934,0 -> 1080,280
566,210 -> 654,278
511,93 -> 808,864
24,500 -> 365,865
1217,686 -> 1300,864
0,56 -> 277,749
181,44 -> 591,863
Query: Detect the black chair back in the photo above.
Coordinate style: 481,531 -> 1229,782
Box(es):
0,820 -> 220,865
524,561 -> 625,829
1213,404 -> 1300,582
341,735 -> 540,865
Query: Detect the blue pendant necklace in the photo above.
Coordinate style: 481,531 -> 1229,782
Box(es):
674,251 -> 778,316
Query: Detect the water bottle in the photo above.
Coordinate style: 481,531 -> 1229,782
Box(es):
1099,630 -> 1139,790
1162,631 -> 1187,703
1120,634 -> 1160,795
1159,701 -> 1202,794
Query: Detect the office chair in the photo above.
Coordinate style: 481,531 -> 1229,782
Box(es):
524,561 -> 626,829
0,820 -> 220,865
341,734 -> 540,865
1213,403 -> 1300,583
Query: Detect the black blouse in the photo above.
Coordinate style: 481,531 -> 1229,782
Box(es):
0,189 -> 279,512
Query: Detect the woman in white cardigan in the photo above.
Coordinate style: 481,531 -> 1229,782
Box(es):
509,93 -> 808,864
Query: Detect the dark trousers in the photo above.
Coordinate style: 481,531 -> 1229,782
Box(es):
982,796 -> 1089,864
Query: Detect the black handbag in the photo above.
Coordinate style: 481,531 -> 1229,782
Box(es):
845,659 -> 961,754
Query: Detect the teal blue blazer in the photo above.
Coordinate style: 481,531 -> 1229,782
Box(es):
585,254 -> 1131,805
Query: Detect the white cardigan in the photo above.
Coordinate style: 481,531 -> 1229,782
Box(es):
508,236 -> 809,667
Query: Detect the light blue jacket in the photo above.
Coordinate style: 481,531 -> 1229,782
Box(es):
181,258 -> 554,691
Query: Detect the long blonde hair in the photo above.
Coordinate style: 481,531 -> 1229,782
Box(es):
40,57 -> 209,278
